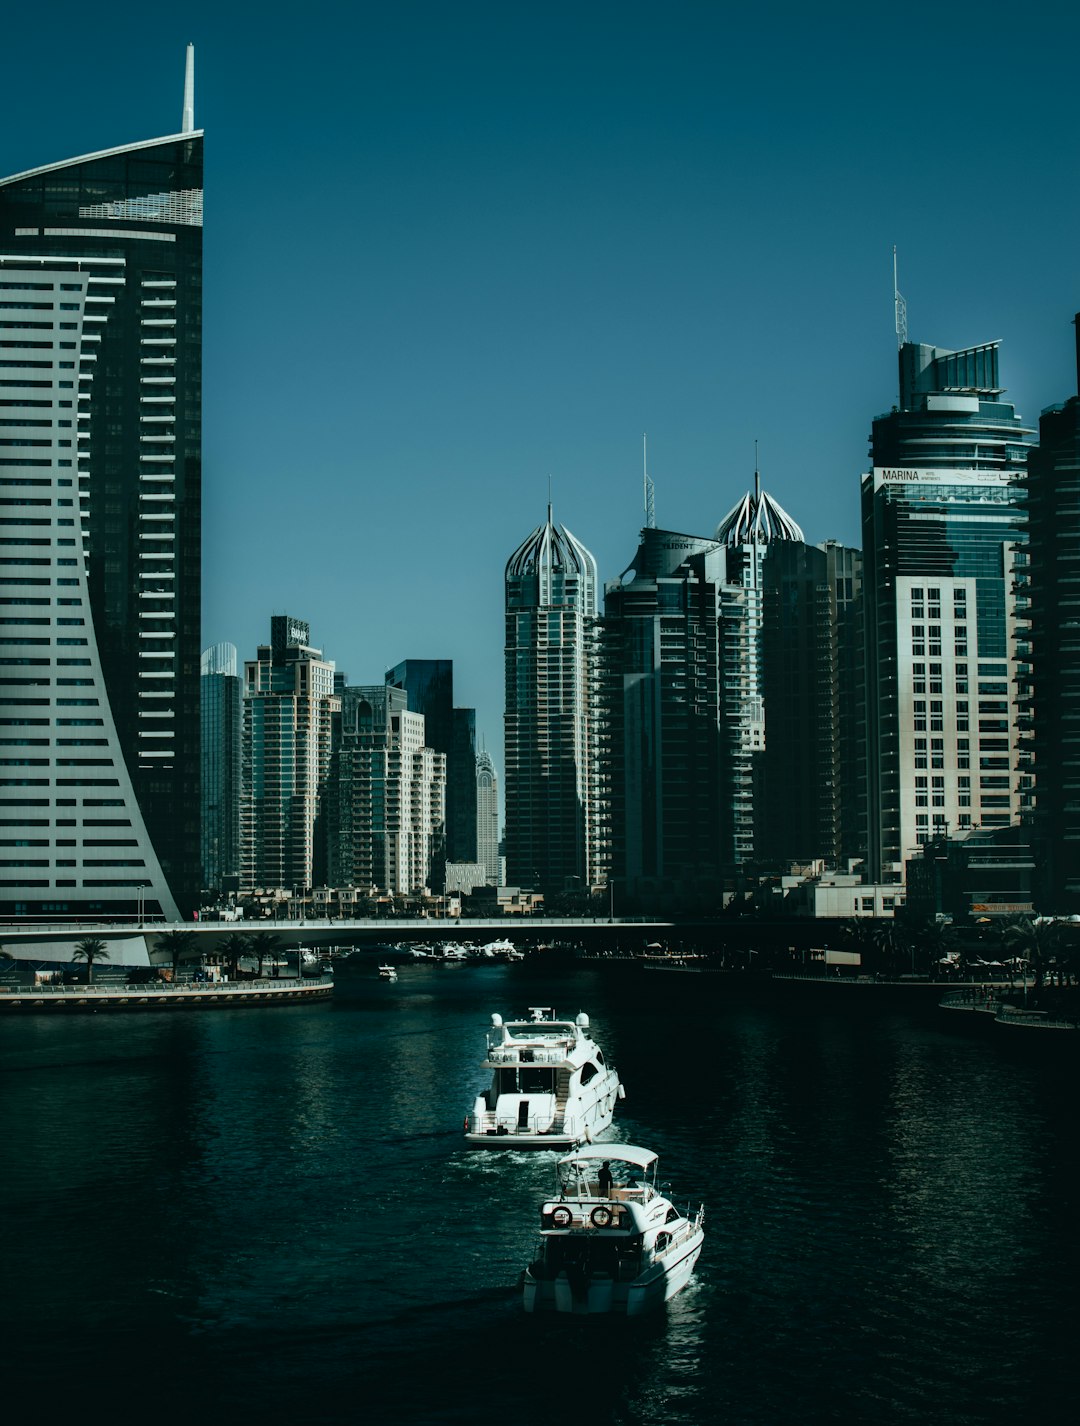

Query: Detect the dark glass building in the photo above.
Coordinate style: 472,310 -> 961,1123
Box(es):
0,56 -> 202,918
200,642 -> 241,894
1024,316 -> 1080,910
759,540 -> 864,869
603,528 -> 725,907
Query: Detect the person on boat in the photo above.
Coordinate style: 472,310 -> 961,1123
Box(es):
598,1161 -> 614,1198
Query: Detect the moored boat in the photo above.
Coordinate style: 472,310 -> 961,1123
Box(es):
464,1007 -> 624,1148
523,1144 -> 704,1314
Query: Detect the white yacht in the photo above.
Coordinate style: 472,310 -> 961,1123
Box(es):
464,1007 -> 624,1148
523,1144 -> 705,1315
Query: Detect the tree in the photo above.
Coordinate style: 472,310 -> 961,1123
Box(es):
219,932 -> 250,981
72,937 -> 108,984
155,930 -> 199,982
1002,917 -> 1065,995
247,931 -> 283,978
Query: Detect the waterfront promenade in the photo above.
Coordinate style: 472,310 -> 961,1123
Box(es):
0,974 -> 333,1013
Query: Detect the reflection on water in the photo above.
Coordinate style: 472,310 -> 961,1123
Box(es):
0,965 -> 1075,1424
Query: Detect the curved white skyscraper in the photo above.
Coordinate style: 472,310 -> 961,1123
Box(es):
0,52 -> 203,920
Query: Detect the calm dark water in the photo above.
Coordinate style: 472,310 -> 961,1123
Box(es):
0,963 -> 1075,1425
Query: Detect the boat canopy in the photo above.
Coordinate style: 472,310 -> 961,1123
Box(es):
558,1144 -> 657,1171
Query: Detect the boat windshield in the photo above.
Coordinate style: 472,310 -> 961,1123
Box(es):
557,1156 -> 656,1201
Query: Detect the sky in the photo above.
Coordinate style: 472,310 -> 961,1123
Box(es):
3,1 -> 1080,773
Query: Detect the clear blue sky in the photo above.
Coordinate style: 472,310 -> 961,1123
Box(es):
4,2 -> 1079,773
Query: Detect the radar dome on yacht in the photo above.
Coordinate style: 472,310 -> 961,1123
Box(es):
491,1013 -> 504,1028
576,1012 -> 590,1029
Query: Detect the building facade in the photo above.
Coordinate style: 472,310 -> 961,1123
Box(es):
863,338 -> 1033,882
325,683 -> 445,895
0,53 -> 202,919
1024,316 -> 1080,911
240,617 -> 338,895
384,658 -> 476,870
504,506 -> 604,892
200,641 -> 240,894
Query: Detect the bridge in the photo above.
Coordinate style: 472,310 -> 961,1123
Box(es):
0,916 -> 675,968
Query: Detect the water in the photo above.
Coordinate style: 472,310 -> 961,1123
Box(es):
0,963 -> 1074,1424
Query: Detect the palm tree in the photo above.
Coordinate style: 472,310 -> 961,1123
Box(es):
155,929 -> 199,983
1002,917 -> 1064,996
72,937 -> 108,984
220,931 -> 252,981
247,931 -> 283,978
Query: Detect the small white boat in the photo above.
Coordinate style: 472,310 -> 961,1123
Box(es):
377,964 -> 397,981
523,1144 -> 704,1315
464,1007 -> 624,1149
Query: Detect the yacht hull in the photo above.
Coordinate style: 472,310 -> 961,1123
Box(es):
523,1227 -> 703,1315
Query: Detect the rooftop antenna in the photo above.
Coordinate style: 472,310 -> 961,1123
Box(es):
752,440 -> 761,590
643,433 -> 655,529
547,474 -> 552,525
181,44 -> 195,134
893,245 -> 908,350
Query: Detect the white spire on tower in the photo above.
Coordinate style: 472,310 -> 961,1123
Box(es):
181,44 -> 195,134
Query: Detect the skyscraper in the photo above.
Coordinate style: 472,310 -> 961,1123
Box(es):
758,539 -> 864,868
0,49 -> 202,919
863,338 -> 1033,882
1024,315 -> 1080,911
240,617 -> 338,895
200,642 -> 241,894
603,527 -> 725,903
476,747 -> 500,885
714,480 -> 805,871
504,506 -> 604,893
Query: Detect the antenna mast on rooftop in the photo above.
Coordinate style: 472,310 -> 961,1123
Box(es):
181,44 -> 195,133
643,434 -> 655,529
893,245 -> 908,350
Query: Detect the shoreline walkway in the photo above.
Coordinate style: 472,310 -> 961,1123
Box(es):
0,974 -> 334,1013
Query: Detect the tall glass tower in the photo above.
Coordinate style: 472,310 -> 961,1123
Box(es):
0,50 -> 202,919
863,338 -> 1033,882
504,506 -> 604,893
200,642 -> 240,895
1024,316 -> 1080,911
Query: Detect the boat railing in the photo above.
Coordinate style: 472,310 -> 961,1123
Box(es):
653,1210 -> 705,1258
467,1108 -> 572,1137
486,1045 -> 568,1065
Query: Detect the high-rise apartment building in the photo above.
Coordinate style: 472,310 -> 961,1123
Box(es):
1024,315 -> 1080,911
240,617 -> 338,894
200,642 -> 240,894
504,506 -> 604,892
325,683 -> 445,895
0,50 -> 202,919
863,338 -> 1033,881
476,747 -> 500,885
